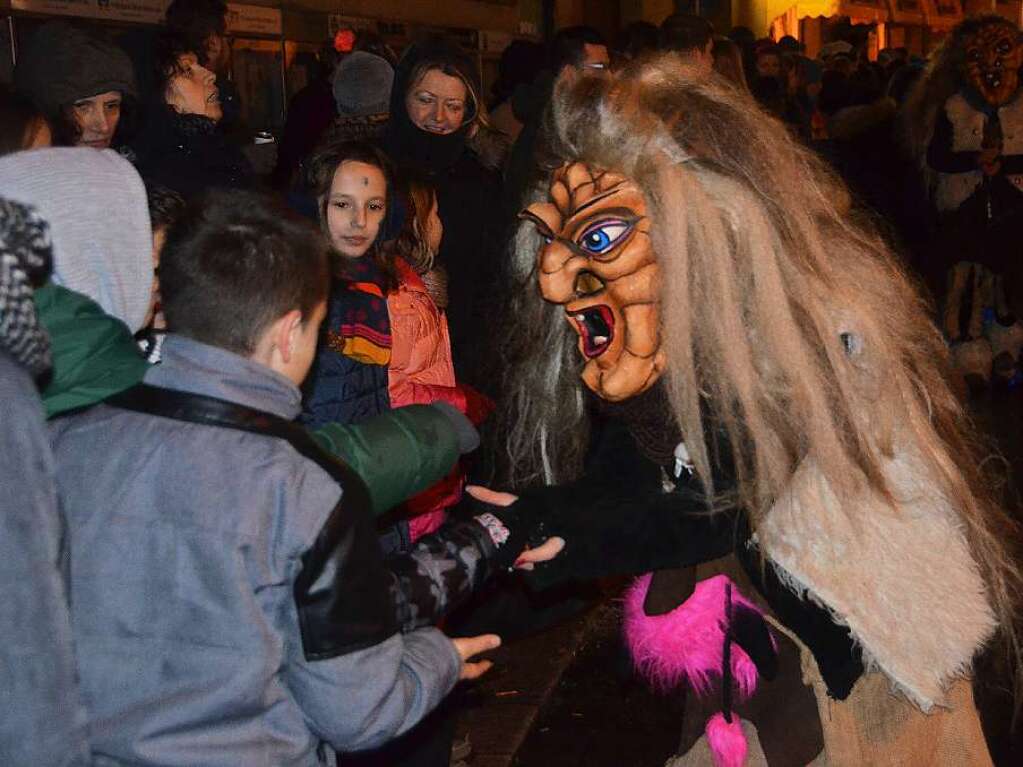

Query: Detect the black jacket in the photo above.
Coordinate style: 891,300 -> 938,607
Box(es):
379,39 -> 503,389
132,108 -> 254,198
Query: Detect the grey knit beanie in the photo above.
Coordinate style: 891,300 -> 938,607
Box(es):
332,52 -> 394,117
14,21 -> 137,115
0,148 -> 153,333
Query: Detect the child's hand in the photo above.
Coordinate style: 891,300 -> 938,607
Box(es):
452,633 -> 501,680
513,537 -> 565,570
466,486 -> 565,570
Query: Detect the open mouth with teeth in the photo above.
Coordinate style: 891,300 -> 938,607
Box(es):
983,71 -> 1003,90
570,305 -> 615,359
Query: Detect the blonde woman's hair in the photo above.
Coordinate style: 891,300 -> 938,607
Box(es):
501,55 -> 1022,711
389,178 -> 438,274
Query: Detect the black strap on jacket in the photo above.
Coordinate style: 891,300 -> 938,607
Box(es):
107,383 -> 399,661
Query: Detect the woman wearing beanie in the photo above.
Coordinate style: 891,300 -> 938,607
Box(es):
14,20 -> 137,150
380,37 -> 507,390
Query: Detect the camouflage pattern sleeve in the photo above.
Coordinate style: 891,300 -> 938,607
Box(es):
386,512 -> 525,632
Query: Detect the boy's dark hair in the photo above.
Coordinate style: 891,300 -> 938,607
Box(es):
146,183 -> 186,232
549,26 -> 606,73
659,14 -> 714,54
159,189 -> 329,355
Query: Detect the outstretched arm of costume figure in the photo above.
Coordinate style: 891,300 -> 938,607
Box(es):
308,404 -> 463,517
519,483 -> 742,591
927,108 -> 982,174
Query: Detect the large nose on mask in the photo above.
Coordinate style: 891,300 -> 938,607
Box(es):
538,241 -> 591,304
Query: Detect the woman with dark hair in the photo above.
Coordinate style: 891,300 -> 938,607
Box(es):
0,85 -> 51,155
130,33 -> 253,198
380,37 -> 507,388
14,20 -> 137,150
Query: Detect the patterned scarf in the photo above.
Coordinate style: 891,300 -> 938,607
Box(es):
328,257 -> 392,366
0,198 -> 53,376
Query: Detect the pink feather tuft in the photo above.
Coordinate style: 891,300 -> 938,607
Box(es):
731,648 -> 760,700
705,712 -> 748,767
622,573 -> 766,697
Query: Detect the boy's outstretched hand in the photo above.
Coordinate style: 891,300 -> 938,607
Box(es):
453,634 -> 501,680
465,485 -> 565,570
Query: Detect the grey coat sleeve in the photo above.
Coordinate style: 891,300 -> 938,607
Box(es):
0,355 -> 90,766
284,626 -> 461,752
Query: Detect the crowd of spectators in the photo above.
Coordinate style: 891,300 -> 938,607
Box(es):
2,6 -> 1022,767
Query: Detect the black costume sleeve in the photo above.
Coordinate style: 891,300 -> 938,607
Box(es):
519,484 -> 741,591
927,107 -> 982,174
385,505 -> 526,632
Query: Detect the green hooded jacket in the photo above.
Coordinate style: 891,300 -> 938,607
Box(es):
36,283 -> 460,516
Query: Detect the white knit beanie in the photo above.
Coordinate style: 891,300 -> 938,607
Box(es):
0,148 -> 152,332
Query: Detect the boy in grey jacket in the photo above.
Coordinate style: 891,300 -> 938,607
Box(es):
49,191 -> 542,766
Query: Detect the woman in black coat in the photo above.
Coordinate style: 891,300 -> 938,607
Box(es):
379,38 -> 507,390
131,34 -> 253,199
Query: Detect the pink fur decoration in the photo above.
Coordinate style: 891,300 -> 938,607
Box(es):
622,573 -> 762,697
705,712 -> 748,767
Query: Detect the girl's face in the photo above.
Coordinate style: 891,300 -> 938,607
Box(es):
325,160 -> 388,259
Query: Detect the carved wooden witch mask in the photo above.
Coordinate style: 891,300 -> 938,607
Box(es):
521,162 -> 666,402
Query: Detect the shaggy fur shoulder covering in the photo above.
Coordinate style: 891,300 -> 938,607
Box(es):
756,450 -> 996,712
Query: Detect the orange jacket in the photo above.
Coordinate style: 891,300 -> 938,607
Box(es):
387,259 -> 493,541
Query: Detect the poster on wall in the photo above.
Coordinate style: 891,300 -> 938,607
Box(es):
9,0 -> 169,26
226,3 -> 282,37
327,14 -> 377,37
9,0 -> 279,35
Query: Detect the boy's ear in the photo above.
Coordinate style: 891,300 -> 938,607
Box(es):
273,309 -> 304,364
